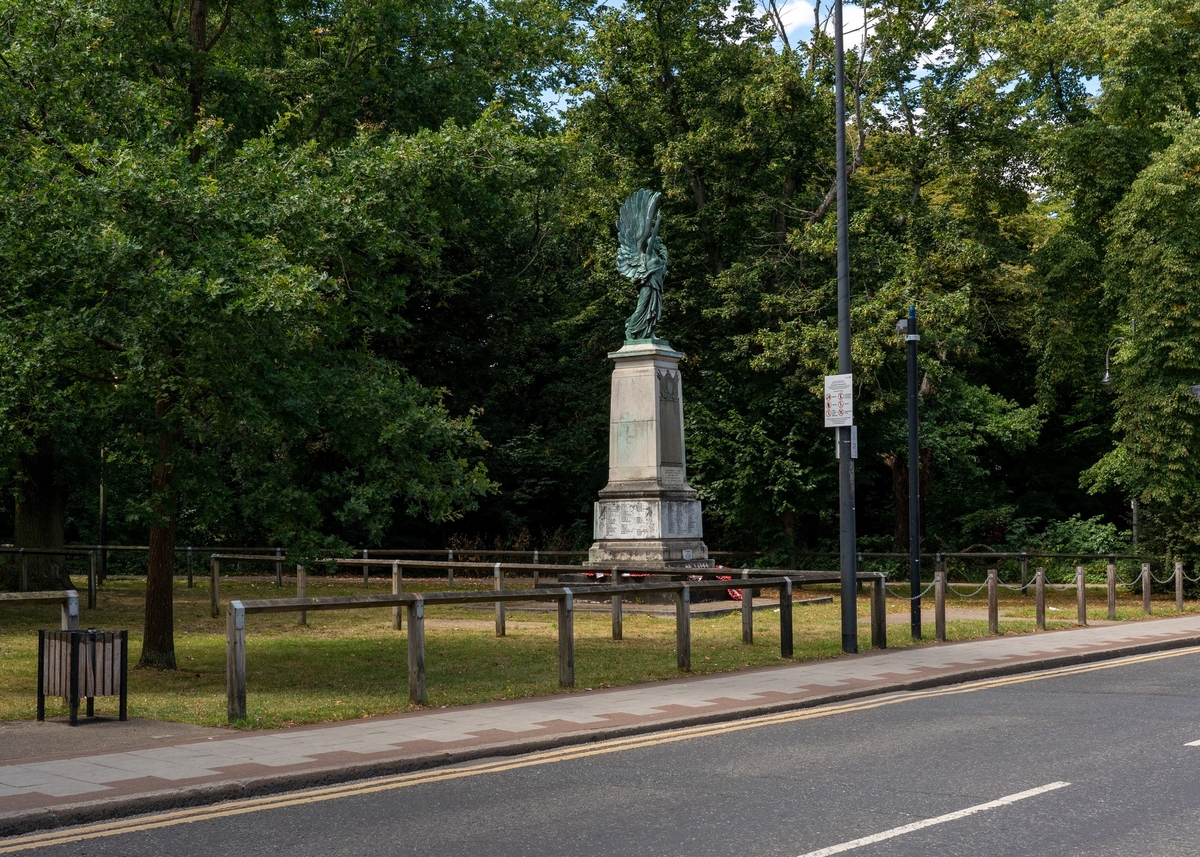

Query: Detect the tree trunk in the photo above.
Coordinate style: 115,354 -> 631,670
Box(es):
187,0 -> 208,163
779,509 -> 796,569
881,450 -> 930,551
11,436 -> 71,590
881,451 -> 908,549
140,414 -> 178,669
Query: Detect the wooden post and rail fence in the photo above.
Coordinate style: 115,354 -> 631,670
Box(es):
209,555 -> 890,637
223,571 -> 889,722
8,544 -> 1190,624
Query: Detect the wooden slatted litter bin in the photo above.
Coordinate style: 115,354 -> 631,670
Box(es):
37,629 -> 128,725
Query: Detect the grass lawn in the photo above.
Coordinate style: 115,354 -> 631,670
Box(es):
1,575 -> 1190,729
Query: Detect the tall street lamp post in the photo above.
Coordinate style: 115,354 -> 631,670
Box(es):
834,0 -> 858,654
897,306 -> 921,638
99,471 -> 107,584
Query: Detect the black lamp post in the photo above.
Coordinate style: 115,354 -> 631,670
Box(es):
98,455 -> 107,584
896,306 -> 921,638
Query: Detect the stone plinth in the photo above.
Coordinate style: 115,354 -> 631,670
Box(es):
587,341 -> 709,568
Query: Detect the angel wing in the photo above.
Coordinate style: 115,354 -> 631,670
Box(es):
616,189 -> 662,282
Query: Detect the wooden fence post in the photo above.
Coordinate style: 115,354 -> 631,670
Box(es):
1142,563 -> 1152,615
296,565 -> 306,626
1107,561 -> 1117,620
274,547 -> 282,588
675,585 -> 691,671
407,596 -> 426,704
870,574 -> 887,649
935,570 -> 946,642
1176,561 -> 1184,612
780,577 -> 794,657
210,556 -> 220,618
987,569 -> 999,635
88,550 -> 97,609
362,549 -> 369,588
612,591 -> 623,641
494,563 -> 505,637
447,549 -> 455,587
392,562 -> 403,630
119,630 -> 128,722
1020,552 -> 1029,595
1035,568 -> 1046,631
1076,566 -> 1087,626
187,546 -> 194,589
36,630 -> 45,722
19,549 -> 26,592
558,589 -> 574,688
69,631 -> 80,725
741,569 -> 753,644
226,601 -> 247,722
61,591 -> 79,631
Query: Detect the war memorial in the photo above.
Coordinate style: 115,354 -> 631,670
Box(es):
586,189 -> 710,570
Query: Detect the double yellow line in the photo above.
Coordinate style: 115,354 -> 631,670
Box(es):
3,646 -> 1196,853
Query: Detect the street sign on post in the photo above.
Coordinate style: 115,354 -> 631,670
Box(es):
824,374 -> 854,427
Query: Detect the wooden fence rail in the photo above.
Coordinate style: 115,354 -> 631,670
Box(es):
206,555 -> 889,624
209,554 -> 303,617
0,590 -> 80,630
0,549 -> 100,609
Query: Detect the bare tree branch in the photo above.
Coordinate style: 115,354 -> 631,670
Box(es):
762,0 -> 791,51
204,0 -> 233,51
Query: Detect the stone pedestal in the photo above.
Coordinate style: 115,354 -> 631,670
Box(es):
587,341 -> 709,568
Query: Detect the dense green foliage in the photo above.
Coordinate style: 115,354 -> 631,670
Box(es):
5,0 -> 1200,603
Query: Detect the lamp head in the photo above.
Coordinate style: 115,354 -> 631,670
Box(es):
1101,336 -> 1125,388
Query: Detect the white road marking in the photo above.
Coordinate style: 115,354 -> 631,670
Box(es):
796,781 -> 1071,857
1185,739 -> 1200,746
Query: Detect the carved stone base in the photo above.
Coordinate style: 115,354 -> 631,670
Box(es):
586,537 -> 710,568
593,497 -> 703,540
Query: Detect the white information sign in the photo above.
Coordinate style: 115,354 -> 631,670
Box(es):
824,373 -> 854,427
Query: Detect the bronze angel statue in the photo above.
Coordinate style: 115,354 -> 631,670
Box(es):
617,189 -> 668,342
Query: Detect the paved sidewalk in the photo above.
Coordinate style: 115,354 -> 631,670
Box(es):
4,613 -> 1200,836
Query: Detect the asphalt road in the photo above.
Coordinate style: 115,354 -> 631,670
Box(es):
9,648 -> 1200,856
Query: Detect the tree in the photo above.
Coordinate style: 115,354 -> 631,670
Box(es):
1082,117 -> 1200,549
1009,0 -> 1200,550
0,0 -> 568,667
